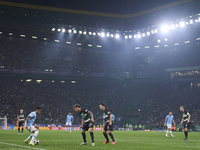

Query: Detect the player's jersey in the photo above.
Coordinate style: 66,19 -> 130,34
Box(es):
102,109 -> 112,123
111,114 -> 115,122
166,115 -> 174,125
79,108 -> 91,123
18,113 -> 25,122
24,111 -> 36,127
67,115 -> 73,123
182,111 -> 190,123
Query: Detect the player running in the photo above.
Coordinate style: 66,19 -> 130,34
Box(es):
65,112 -> 73,133
24,107 -> 41,146
17,109 -> 25,135
73,104 -> 95,146
164,112 -> 175,137
180,106 -> 191,141
99,103 -> 116,145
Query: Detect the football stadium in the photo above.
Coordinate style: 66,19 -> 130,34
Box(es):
0,0 -> 200,149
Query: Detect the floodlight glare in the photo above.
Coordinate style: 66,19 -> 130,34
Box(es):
165,38 -> 168,41
180,22 -> 185,27
151,30 -> 154,34
106,33 -> 110,37
161,25 -> 169,33
125,35 -> 128,39
190,20 -> 193,24
93,32 -> 96,35
129,35 -> 132,39
137,34 -> 141,38
101,32 -> 105,37
52,28 -> 55,31
158,40 -> 161,43
147,32 -> 150,36
68,29 -> 72,33
111,34 -> 114,37
98,32 -> 100,36
89,32 -> 92,35
58,29 -> 61,32
154,29 -> 158,33
83,31 -> 87,35
134,35 -> 137,38
142,33 -> 145,37
115,34 -> 120,39
73,30 -> 77,33
170,24 -> 175,29
79,31 -> 82,34
62,29 -> 66,32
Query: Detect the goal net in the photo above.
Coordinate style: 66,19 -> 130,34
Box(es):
0,117 -> 7,130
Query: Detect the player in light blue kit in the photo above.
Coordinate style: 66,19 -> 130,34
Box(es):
65,112 -> 74,133
24,107 -> 41,146
109,110 -> 115,122
164,112 -> 176,137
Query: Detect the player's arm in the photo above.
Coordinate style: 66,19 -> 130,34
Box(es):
164,118 -> 167,126
187,113 -> 191,123
181,117 -> 184,124
88,111 -> 94,122
172,119 -> 176,126
109,114 -> 112,125
65,118 -> 67,124
17,116 -> 20,122
72,117 -> 74,123
113,115 -> 115,121
80,119 -> 85,128
103,120 -> 105,127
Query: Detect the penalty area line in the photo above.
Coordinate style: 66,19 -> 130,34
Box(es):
0,142 -> 46,150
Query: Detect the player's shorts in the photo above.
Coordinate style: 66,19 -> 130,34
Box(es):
27,125 -> 37,132
184,122 -> 190,129
104,122 -> 113,131
18,122 -> 24,127
167,124 -> 172,129
82,122 -> 94,131
66,123 -> 72,126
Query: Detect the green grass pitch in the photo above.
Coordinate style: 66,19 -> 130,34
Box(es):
0,130 -> 200,150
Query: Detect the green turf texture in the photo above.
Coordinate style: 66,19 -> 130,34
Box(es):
0,130 -> 199,150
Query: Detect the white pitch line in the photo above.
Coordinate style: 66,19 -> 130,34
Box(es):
0,142 -> 46,150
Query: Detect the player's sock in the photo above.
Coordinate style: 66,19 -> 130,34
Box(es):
108,133 -> 115,142
21,127 -> 24,134
170,131 -> 172,135
26,134 -> 33,141
166,131 -> 168,135
70,127 -> 71,132
30,130 -> 39,143
82,132 -> 87,143
90,132 -> 94,143
18,128 -> 20,133
103,133 -> 109,141
185,131 -> 188,138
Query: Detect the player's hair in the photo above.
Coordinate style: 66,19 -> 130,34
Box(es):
35,107 -> 41,110
73,104 -> 80,108
99,103 -> 105,106
180,106 -> 184,109
109,110 -> 112,113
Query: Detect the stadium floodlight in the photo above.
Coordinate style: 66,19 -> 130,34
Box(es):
154,45 -> 159,48
125,35 -> 128,39
73,30 -> 77,34
115,34 -> 120,39
97,45 -> 102,48
20,34 -> 25,37
185,41 -> 190,43
151,30 -> 155,34
147,32 -> 150,36
0,32 -> 2,34
79,31 -> 82,34
55,40 -> 60,42
135,47 -> 140,49
66,41 -> 71,44
43,38 -> 47,40
154,29 -> 158,33
68,29 -> 72,33
164,45 -> 168,47
161,25 -> 169,33
62,29 -> 66,32
176,24 -> 179,28
106,33 -> 110,37
196,38 -> 200,40
170,24 -> 175,29
165,38 -> 168,41
52,28 -> 55,31
158,40 -> 161,43
134,34 -> 137,38
129,35 -> 132,39
111,34 -> 114,37
180,21 -> 185,27
89,32 -> 92,35
32,36 -> 37,39
101,32 -> 105,37
93,32 -> 96,35
83,31 -> 87,35
142,33 -> 145,37
190,20 -> 193,24
9,33 -> 13,35
88,44 -> 92,47
77,43 -> 81,45
137,34 -> 141,38
174,43 -> 179,45
145,46 -> 150,48
97,32 -> 100,36
58,29 -> 61,32
195,19 -> 198,22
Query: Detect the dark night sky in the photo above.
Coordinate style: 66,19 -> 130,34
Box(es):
1,0 -> 180,14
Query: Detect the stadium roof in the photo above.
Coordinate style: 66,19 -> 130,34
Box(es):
0,0 -> 197,18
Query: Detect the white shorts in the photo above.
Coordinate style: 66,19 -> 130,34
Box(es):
66,123 -> 72,126
27,125 -> 37,132
167,124 -> 172,129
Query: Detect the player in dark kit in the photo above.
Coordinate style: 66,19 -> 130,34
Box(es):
99,103 -> 116,145
180,106 -> 191,140
17,109 -> 25,135
73,104 -> 95,146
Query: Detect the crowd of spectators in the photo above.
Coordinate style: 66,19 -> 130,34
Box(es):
0,36 -> 200,73
0,77 -> 200,127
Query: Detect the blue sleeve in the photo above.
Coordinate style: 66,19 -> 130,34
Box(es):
172,115 -> 174,119
29,112 -> 35,118
166,115 -> 168,119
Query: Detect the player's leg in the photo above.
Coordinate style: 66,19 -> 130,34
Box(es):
18,123 -> 21,134
88,122 -> 95,146
21,124 -> 24,135
80,129 -> 87,145
184,127 -> 188,140
169,128 -> 174,137
29,126 -> 39,145
69,123 -> 72,133
103,123 -> 110,144
24,126 -> 33,144
107,124 -> 115,145
65,123 -> 68,132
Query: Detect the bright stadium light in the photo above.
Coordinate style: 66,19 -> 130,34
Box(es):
89,32 -> 92,35
58,29 -> 61,32
129,35 -> 132,39
73,30 -> 77,33
154,29 -> 158,33
106,33 -> 110,37
158,40 -> 161,43
79,31 -> 82,34
111,34 -> 114,37
137,34 -> 141,38
62,29 -> 66,32
134,34 -> 137,38
147,32 -> 150,36
170,24 -> 175,29
151,30 -> 154,34
115,34 -> 120,39
180,21 -> 185,27
52,28 -> 55,31
199,18 -> 200,22
68,29 -> 72,33
165,38 -> 168,41
98,32 -> 100,36
176,24 -> 179,28
83,31 -> 87,35
161,25 -> 169,33
142,33 -> 145,37
125,35 -> 128,39
93,32 -> 96,35
101,32 -> 105,37
190,20 -> 193,24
